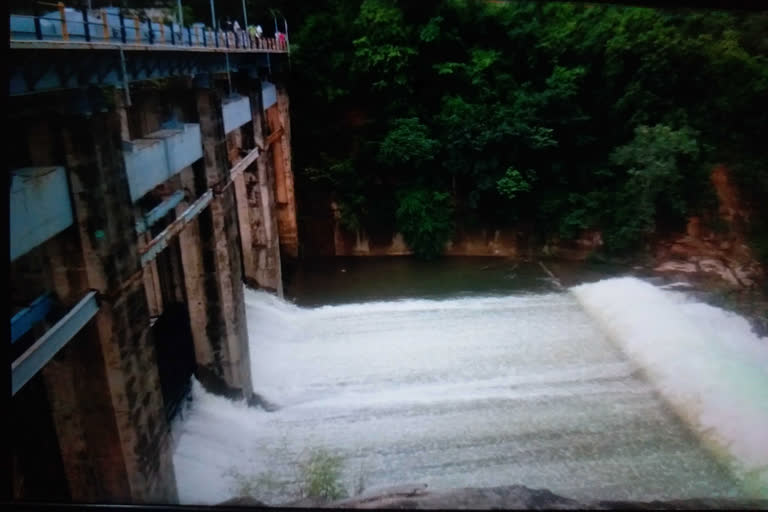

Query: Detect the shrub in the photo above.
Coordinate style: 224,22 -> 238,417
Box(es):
395,187 -> 454,259
298,448 -> 348,502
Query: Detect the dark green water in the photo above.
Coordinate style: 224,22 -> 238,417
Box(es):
283,256 -> 632,306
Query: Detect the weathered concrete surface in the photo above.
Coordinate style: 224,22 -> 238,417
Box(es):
267,83 -> 298,260
61,104 -> 178,504
270,485 -> 768,510
6,94 -> 180,503
175,166 -> 221,382
331,221 -> 603,261
194,87 -> 254,399
230,78 -> 284,295
10,72 -> 289,505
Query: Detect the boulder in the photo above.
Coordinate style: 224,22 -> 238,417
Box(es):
221,485 -> 768,510
219,496 -> 267,506
321,485 -> 768,510
328,485 -> 582,510
654,261 -> 697,273
698,258 -> 740,286
732,265 -> 757,288
669,243 -> 695,259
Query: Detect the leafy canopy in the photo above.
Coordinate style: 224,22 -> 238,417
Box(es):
285,0 -> 768,258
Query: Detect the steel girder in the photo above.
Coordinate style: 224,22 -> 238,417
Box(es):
9,48 -> 273,96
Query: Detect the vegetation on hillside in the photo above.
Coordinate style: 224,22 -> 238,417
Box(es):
278,0 -> 767,259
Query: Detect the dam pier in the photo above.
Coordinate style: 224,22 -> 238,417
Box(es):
9,6 -> 295,502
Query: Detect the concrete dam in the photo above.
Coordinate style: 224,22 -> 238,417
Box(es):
9,8 -> 295,502
8,5 -> 768,507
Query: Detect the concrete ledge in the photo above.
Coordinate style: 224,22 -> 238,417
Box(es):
222,95 -> 253,134
10,166 -> 74,261
124,124 -> 202,202
262,81 -> 277,110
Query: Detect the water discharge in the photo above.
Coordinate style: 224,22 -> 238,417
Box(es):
173,277 -> 768,505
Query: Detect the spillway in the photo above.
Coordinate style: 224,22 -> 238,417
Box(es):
173,276 -> 767,504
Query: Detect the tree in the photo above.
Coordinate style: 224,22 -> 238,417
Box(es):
377,118 -> 438,169
605,124 -> 701,252
286,0 -> 768,260
395,188 -> 454,259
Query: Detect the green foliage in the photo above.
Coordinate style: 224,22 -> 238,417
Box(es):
223,447 -> 355,504
604,124 -> 701,252
396,188 -> 454,259
558,191 -> 606,241
352,0 -> 417,89
180,6 -> 196,26
419,16 -> 443,43
338,196 -> 367,233
378,118 -> 438,168
298,448 -> 348,502
284,0 -> 768,259
497,168 -> 532,200
224,468 -> 294,502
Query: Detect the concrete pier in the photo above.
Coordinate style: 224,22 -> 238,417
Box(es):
9,24 -> 293,501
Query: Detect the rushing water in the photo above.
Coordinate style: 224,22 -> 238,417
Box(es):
173,258 -> 768,504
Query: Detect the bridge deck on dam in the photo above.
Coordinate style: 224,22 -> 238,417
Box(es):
9,4 -> 289,96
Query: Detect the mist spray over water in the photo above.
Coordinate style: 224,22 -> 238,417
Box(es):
572,277 -> 768,494
173,278 -> 765,505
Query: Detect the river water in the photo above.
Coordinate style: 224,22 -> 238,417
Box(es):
172,258 -> 768,504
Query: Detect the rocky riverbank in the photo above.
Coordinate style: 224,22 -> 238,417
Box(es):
221,484 -> 768,509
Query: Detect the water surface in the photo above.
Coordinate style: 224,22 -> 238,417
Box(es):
173,258 -> 766,504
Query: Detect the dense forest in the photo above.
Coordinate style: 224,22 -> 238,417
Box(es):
18,0 -> 765,260
275,0 -> 768,261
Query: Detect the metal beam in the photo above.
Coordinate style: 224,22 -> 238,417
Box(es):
136,145 -> 261,266
11,293 -> 53,344
135,190 -> 187,234
229,146 -> 260,180
12,291 -> 100,395
9,48 -> 272,96
140,190 -> 213,267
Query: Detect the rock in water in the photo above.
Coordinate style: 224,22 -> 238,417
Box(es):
319,485 -> 768,510
219,496 -> 267,506
327,485 -> 582,509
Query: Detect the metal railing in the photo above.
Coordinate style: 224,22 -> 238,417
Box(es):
9,2 -> 289,52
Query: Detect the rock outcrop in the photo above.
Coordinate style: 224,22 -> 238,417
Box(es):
221,484 -> 768,509
653,233 -> 762,289
653,165 -> 764,290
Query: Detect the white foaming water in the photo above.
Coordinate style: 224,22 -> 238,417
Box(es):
173,279 -> 764,505
572,277 -> 768,494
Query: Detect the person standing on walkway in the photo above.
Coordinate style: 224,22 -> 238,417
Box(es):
233,19 -> 241,46
248,24 -> 256,46
222,16 -> 233,46
254,24 -> 264,48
